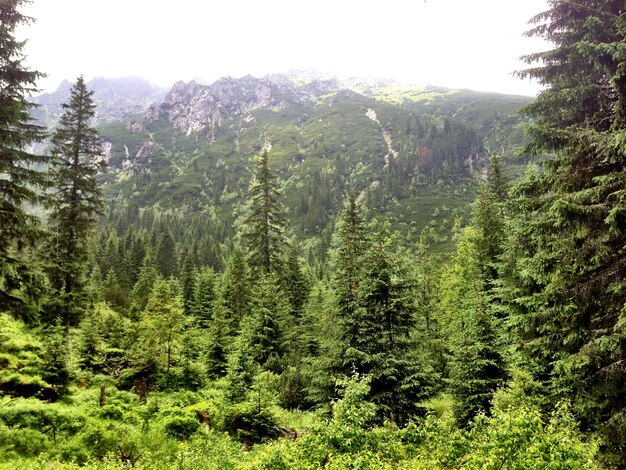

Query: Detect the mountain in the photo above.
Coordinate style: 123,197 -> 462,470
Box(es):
91,73 -> 531,255
31,76 -> 168,128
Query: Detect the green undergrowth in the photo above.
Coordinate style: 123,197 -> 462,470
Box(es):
0,376 -> 599,469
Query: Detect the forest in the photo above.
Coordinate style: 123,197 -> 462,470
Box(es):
1,0 -> 626,468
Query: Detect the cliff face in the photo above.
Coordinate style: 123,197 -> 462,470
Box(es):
144,75 -> 340,135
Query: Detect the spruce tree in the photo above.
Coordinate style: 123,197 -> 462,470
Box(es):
504,0 -> 626,458
332,194 -> 369,376
356,225 -> 434,423
192,267 -> 216,327
282,245 -> 310,317
242,150 -> 286,275
222,247 -> 251,325
440,227 -> 506,426
46,76 -> 104,323
0,0 -> 47,318
156,229 -> 177,278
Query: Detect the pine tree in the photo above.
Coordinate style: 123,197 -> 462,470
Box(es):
180,250 -> 196,316
332,194 -> 369,376
505,1 -> 626,458
139,279 -> 187,384
356,225 -> 434,423
131,248 -> 159,311
282,245 -> 310,317
41,320 -> 72,397
242,150 -> 287,275
247,274 -> 291,373
0,1 -> 47,318
156,229 -> 177,278
222,247 -> 251,325
46,76 -> 104,323
205,296 -> 232,378
192,267 -> 216,327
440,227 -> 506,426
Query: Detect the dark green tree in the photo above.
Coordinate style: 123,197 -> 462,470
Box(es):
46,76 -> 104,323
41,320 -> 72,397
205,296 -> 232,378
192,267 -> 216,327
355,225 -> 434,423
0,0 -> 47,319
440,227 -> 507,426
282,245 -> 310,317
222,247 -> 251,325
242,150 -> 287,275
179,249 -> 196,316
156,229 -> 177,278
247,275 -> 291,373
505,0 -> 626,459
332,194 -> 369,376
131,248 -> 159,312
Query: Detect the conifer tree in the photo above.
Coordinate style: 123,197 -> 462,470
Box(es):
440,227 -> 506,426
139,279 -> 187,383
332,194 -> 369,376
242,150 -> 287,275
205,296 -> 232,378
46,76 -> 104,323
41,320 -> 72,397
192,267 -> 216,327
179,250 -> 196,316
222,247 -> 251,325
282,245 -> 310,317
131,248 -> 159,311
505,0 -> 626,457
226,333 -> 257,402
247,274 -> 291,373
0,1 -> 47,318
356,225 -> 434,423
156,229 -> 177,278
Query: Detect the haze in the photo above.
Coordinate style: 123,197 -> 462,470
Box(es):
20,0 -> 549,95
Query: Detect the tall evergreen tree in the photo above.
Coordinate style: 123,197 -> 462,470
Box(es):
192,267 -> 216,327
242,150 -> 287,275
504,0 -> 626,459
0,0 -> 47,319
156,229 -> 177,278
355,225 -> 434,423
282,245 -> 310,317
440,227 -> 507,426
332,194 -> 369,376
46,76 -> 104,323
222,247 -> 251,325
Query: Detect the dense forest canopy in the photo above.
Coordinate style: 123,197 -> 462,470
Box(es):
1,0 -> 625,468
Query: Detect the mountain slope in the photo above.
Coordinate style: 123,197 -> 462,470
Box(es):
94,74 -> 507,254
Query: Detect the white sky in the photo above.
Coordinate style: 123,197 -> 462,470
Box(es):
20,0 -> 550,95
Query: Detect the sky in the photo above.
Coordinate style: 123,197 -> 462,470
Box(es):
20,0 -> 550,96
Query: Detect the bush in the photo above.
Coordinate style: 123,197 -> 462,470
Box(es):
0,400 -> 86,435
0,426 -> 50,458
163,415 -> 200,440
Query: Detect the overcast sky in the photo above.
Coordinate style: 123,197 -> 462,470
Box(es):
20,0 -> 550,95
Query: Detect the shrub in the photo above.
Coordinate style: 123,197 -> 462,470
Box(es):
163,415 -> 200,440
0,426 -> 50,458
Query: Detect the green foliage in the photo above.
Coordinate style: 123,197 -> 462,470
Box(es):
439,227 -> 507,426
46,76 -> 105,324
0,313 -> 55,399
0,0 -> 48,320
503,0 -> 626,461
241,150 -> 287,275
163,414 -> 200,440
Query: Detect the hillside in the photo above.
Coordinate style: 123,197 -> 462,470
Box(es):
93,73 -> 530,255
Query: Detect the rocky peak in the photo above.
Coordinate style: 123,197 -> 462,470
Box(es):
144,74 -> 344,136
